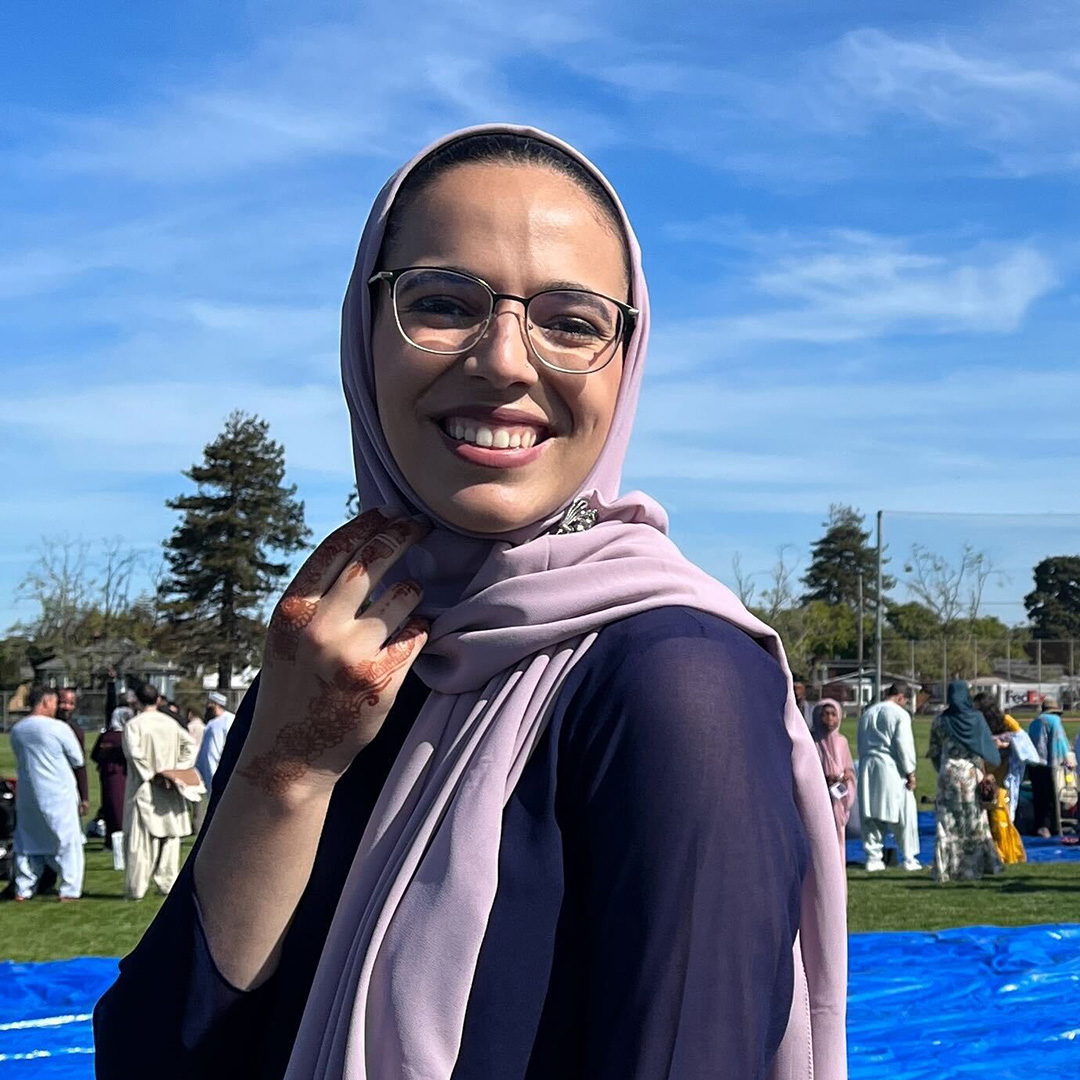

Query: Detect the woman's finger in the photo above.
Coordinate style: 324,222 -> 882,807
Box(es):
376,617 -> 429,687
286,509 -> 387,600
266,510 -> 387,661
357,579 -> 424,647
319,517 -> 429,624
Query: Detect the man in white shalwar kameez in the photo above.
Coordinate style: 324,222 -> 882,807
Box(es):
194,690 -> 235,794
857,682 -> 921,871
11,686 -> 87,901
122,683 -> 200,900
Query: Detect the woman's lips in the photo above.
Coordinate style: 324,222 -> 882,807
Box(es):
434,421 -> 550,469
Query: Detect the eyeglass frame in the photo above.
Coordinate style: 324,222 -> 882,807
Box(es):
368,265 -> 638,375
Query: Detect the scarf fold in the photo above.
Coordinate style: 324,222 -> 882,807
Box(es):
940,680 -> 1000,766
285,123 -> 847,1080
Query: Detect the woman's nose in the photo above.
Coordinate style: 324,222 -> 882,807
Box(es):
463,305 -> 539,388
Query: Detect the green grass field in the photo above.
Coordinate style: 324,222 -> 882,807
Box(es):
1,716 -> 1077,962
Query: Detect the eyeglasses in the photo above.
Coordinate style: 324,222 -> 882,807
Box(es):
369,266 -> 637,374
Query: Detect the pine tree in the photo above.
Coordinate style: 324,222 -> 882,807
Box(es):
801,504 -> 894,611
159,411 -> 310,689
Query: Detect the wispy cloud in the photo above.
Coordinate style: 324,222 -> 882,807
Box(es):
734,230 -> 1056,342
649,226 -> 1057,374
29,6 -> 615,184
586,14 -> 1080,181
823,27 -> 1080,174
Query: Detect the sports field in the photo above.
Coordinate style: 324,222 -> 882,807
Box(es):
1,716 -> 1076,959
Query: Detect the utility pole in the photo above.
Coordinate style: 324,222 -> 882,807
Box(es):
857,571 -> 865,708
874,510 -> 884,702
910,638 -> 917,715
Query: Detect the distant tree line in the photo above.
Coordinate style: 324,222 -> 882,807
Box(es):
4,446 -> 1078,693
3,410 -> 309,691
733,504 -> 1080,680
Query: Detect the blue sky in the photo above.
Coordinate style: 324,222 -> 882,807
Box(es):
2,0 -> 1078,632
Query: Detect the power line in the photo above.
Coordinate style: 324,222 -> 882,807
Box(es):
881,510 -> 1080,521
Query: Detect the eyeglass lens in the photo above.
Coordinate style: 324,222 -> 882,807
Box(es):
393,268 -> 622,371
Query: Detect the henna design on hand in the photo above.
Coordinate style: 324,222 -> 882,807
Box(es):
343,519 -> 418,583
265,510 -> 386,661
290,509 -> 386,594
267,596 -> 318,662
238,620 -> 427,797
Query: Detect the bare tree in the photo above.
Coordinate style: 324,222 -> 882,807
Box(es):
16,536 -> 148,661
16,536 -> 94,651
731,552 -> 756,607
760,545 -> 800,620
99,537 -> 140,634
145,554 -> 171,622
903,543 -> 1002,631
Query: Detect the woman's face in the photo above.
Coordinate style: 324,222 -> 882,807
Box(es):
821,704 -> 840,731
372,162 -> 628,535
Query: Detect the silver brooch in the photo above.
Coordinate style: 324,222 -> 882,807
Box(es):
554,497 -> 599,535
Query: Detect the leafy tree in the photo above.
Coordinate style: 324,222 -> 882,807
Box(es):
967,614 -> 1011,640
0,636 -> 32,689
801,505 -> 893,611
801,600 -> 858,661
1025,556 -> 1080,668
159,411 -> 310,689
765,601 -> 858,679
1025,556 -> 1080,639
886,601 -> 941,641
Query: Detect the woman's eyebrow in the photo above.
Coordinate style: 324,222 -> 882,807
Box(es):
421,264 -> 602,296
535,279 -> 595,293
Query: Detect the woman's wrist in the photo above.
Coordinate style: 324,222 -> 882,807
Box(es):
228,748 -> 340,812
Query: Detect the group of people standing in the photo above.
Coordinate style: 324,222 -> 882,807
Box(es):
808,679 -> 1073,883
9,683 -> 236,902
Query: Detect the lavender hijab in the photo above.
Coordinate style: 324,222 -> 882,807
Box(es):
285,124 -> 847,1080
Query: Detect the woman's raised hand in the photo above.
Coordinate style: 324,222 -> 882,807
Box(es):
235,509 -> 430,799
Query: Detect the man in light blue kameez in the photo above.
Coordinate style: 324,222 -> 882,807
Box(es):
11,685 -> 87,901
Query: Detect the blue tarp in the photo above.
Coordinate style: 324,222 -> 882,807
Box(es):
0,957 -> 115,1078
848,925 -> 1080,1078
4,927 -> 1080,1077
847,810 -> 1080,866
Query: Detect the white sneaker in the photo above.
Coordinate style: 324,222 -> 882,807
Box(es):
903,859 -> 922,872
865,860 -> 885,872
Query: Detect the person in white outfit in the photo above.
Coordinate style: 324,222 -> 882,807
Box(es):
856,682 -> 920,871
122,683 -> 201,900
194,690 -> 236,794
11,686 -> 87,901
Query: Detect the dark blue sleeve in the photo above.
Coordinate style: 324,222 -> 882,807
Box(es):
550,609 -> 806,1080
93,680 -> 269,1080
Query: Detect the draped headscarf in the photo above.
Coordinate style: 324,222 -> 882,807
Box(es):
108,706 -> 133,732
285,124 -> 847,1080
940,680 -> 1000,765
812,698 -> 855,787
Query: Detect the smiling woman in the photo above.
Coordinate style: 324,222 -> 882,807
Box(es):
94,126 -> 847,1080
370,139 -> 632,535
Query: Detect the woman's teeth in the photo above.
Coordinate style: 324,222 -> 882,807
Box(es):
442,419 -> 541,449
